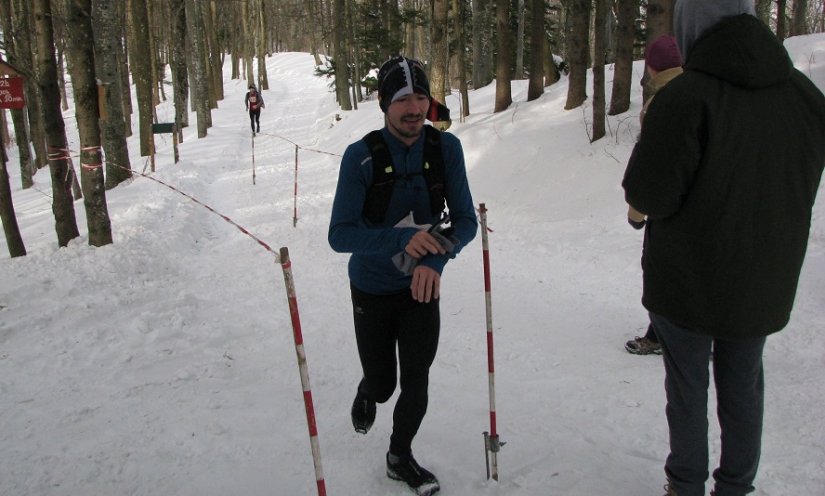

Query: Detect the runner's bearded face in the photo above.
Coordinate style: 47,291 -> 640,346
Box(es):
386,93 -> 430,144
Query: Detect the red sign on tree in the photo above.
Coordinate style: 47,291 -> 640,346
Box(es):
0,77 -> 25,109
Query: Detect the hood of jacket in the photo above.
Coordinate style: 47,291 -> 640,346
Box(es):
685,14 -> 792,89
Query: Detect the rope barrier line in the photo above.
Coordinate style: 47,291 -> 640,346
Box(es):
33,145 -> 281,260
131,167 -> 280,260
31,128 -> 346,255
254,130 -> 342,158
245,131 -> 340,228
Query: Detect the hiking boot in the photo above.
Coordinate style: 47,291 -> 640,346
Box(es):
350,387 -> 375,434
386,452 -> 440,496
625,335 -> 662,355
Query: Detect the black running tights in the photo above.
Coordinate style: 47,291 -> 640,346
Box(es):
350,284 -> 440,456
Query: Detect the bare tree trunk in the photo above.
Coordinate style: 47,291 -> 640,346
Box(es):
145,0 -> 160,116
791,0 -> 808,36
242,0 -> 255,83
403,0 -> 419,60
186,0 -> 211,137
130,0 -> 154,156
472,0 -> 494,88
170,0 -> 190,131
210,1 -> 226,99
119,3 -> 133,137
453,0 -> 470,116
494,0 -> 512,112
13,0 -> 48,171
33,0 -> 79,247
608,0 -> 638,115
645,0 -> 674,40
256,0 -> 269,91
527,0 -> 544,101
66,0 -> 113,246
333,0 -> 352,110
200,0 -> 219,108
544,37 -> 560,86
516,0 -> 525,78
51,1 -> 70,112
346,0 -> 361,106
0,3 -> 34,188
591,0 -> 607,141
565,0 -> 590,110
777,0 -> 788,39
305,0 -> 323,65
0,146 -> 26,257
93,0 -> 133,189
431,0 -> 450,102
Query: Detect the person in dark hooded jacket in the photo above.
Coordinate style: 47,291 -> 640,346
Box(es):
622,1 -> 825,495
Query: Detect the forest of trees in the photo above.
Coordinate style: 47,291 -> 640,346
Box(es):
1,0 -> 824,257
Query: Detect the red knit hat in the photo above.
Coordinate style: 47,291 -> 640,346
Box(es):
645,35 -> 683,72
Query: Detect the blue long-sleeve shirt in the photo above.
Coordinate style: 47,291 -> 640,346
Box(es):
328,126 -> 478,295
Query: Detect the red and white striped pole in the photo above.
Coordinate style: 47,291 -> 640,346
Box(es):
252,133 -> 257,185
293,145 -> 299,227
279,247 -> 327,496
479,203 -> 502,481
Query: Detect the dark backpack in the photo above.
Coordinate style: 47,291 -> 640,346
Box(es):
248,90 -> 260,111
362,125 -> 446,224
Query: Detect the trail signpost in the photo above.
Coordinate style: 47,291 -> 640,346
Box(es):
150,122 -> 179,171
0,61 -> 25,110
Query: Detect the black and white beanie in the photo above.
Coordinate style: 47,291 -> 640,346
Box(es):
377,56 -> 431,113
674,0 -> 756,60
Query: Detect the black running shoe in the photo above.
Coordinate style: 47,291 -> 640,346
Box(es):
386,452 -> 440,495
350,388 -> 375,434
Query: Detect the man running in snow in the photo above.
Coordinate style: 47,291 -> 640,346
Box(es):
328,56 -> 477,496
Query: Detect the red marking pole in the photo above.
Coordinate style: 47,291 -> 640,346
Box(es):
279,247 -> 327,496
252,134 -> 257,185
293,145 -> 299,227
479,203 -> 502,481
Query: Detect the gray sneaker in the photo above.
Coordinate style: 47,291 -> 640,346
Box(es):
625,335 -> 662,355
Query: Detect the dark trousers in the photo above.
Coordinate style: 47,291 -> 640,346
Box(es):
651,313 -> 765,496
350,284 -> 440,456
249,109 -> 260,132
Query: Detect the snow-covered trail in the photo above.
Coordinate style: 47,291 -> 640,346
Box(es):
1,49 -> 824,496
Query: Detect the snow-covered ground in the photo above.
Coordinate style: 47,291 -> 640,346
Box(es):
2,36 -> 824,496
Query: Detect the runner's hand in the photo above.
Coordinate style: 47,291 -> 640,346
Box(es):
411,266 -> 440,303
405,231 -> 446,258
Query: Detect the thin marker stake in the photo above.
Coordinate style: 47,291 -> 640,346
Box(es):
479,203 -> 503,481
293,145 -> 299,227
279,247 -> 327,496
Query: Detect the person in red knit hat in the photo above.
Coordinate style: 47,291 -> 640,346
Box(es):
625,35 -> 684,356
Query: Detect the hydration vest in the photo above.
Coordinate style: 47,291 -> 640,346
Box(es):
362,125 -> 446,224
